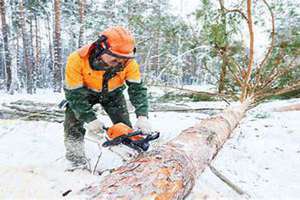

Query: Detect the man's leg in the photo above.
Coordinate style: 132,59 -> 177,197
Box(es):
101,91 -> 132,127
64,106 -> 87,166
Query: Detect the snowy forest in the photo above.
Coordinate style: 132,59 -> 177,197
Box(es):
0,0 -> 300,199
1,0 -> 298,96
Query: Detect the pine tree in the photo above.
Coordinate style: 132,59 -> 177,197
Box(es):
78,0 -> 86,48
53,0 -> 62,92
20,0 -> 34,94
0,0 -> 12,92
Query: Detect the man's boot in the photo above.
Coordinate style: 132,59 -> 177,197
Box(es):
64,106 -> 90,172
64,138 -> 90,172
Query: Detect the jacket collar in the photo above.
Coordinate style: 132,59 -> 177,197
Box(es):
77,43 -> 96,58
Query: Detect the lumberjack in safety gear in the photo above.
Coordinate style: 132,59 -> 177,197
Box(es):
63,26 -> 151,167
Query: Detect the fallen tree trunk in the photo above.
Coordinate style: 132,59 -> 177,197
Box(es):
0,100 -> 224,122
0,100 -> 64,122
79,98 -> 253,199
151,84 -> 233,99
149,103 -> 225,114
0,107 -> 64,123
273,102 -> 300,112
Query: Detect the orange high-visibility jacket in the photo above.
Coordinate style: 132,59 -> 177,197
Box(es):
64,43 -> 141,92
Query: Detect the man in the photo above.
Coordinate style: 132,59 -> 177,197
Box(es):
63,26 -> 151,169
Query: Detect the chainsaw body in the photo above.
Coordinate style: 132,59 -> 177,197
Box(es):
102,123 -> 159,152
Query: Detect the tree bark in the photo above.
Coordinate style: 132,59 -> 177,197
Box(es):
78,0 -> 86,48
240,0 -> 254,102
79,98 -> 253,199
19,0 -> 34,94
29,15 -> 36,93
152,0 -> 161,76
217,0 -> 228,94
0,0 -> 12,92
16,32 -> 24,88
53,0 -> 62,92
45,11 -> 53,89
0,100 -> 64,122
218,55 -> 228,93
34,14 -> 41,89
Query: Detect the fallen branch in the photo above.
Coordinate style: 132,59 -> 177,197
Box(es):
93,151 -> 102,175
209,164 -> 249,196
255,80 -> 300,101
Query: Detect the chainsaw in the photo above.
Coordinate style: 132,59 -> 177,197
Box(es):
102,123 -> 160,153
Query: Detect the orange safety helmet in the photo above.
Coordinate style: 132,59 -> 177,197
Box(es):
100,26 -> 136,59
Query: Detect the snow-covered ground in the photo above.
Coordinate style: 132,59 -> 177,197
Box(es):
191,98 -> 300,200
0,91 -> 299,199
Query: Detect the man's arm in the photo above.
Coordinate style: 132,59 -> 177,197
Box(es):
126,81 -> 148,117
64,52 -> 97,123
125,59 -> 149,117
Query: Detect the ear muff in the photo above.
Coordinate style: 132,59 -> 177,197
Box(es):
89,35 -> 137,71
97,35 -> 110,50
89,36 -> 110,71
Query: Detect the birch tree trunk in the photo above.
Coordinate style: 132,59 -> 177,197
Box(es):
53,0 -> 62,92
79,98 -> 253,199
0,0 -> 12,92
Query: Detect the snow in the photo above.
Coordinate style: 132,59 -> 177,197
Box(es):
190,98 -> 300,199
0,92 -> 300,199
0,89 -> 64,105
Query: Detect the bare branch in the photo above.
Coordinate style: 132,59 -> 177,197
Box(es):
255,80 -> 300,101
260,57 -> 297,90
240,0 -> 254,101
201,61 -> 219,82
228,56 -> 244,76
218,0 -> 248,22
255,47 -> 285,90
254,0 -> 275,85
227,65 -> 244,87
259,0 -> 275,68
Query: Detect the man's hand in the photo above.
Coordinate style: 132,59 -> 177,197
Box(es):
134,116 -> 152,134
85,119 -> 104,135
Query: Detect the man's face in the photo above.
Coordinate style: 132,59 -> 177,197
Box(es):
100,53 -> 128,67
